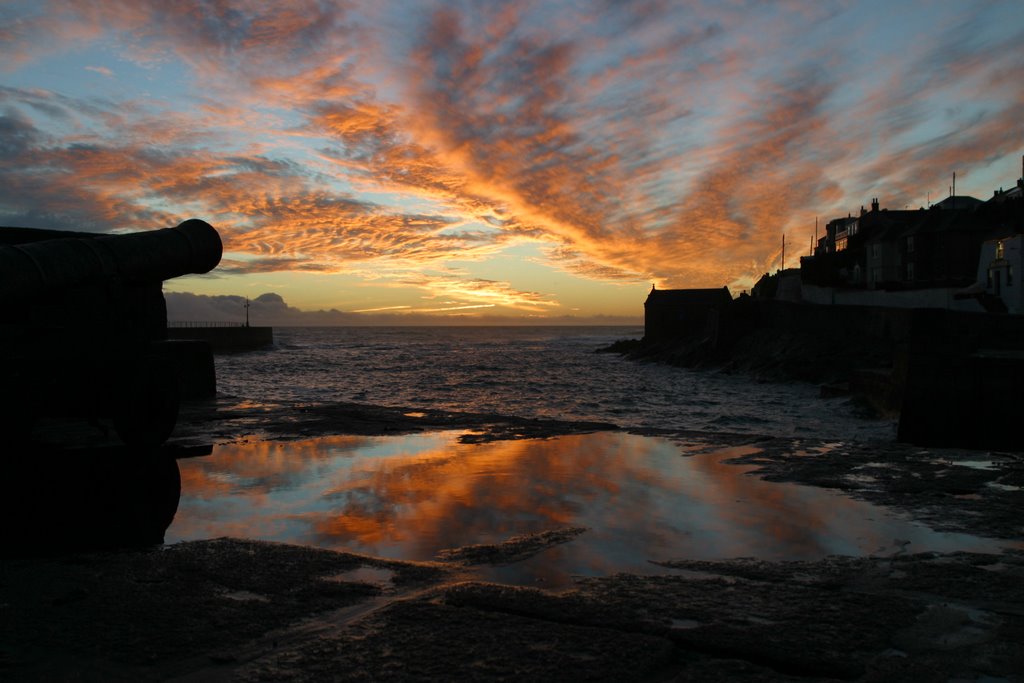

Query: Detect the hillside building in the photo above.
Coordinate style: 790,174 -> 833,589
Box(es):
799,163 -> 1024,312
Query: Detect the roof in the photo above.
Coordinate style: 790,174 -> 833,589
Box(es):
645,286 -> 731,305
931,195 -> 983,211
858,210 -> 922,243
988,185 -> 1023,203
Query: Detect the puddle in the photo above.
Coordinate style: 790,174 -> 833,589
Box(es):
221,590 -> 269,602
325,567 -> 397,585
792,442 -> 844,457
167,431 -> 1018,588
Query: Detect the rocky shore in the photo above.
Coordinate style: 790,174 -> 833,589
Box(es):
608,301 -> 1024,451
2,399 -> 1023,681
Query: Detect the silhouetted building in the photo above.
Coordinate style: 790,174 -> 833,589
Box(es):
931,195 -> 984,211
751,269 -> 802,302
800,168 -> 1024,312
644,286 -> 732,341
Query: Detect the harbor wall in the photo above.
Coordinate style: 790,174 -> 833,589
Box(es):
167,326 -> 273,352
741,302 -> 1024,451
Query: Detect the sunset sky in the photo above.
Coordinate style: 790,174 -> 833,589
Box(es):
2,1 -> 1023,323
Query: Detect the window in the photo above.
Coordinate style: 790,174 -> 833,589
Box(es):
996,241 -> 1005,259
906,235 -> 914,253
906,262 -> 915,281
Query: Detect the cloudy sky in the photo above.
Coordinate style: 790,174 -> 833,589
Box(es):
2,1 -> 1023,322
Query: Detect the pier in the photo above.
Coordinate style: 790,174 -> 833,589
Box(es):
167,321 -> 273,352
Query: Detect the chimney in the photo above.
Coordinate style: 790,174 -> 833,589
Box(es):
871,198 -> 879,212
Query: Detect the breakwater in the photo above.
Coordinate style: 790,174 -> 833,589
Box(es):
167,324 -> 273,352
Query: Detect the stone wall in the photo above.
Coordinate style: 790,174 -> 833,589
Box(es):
802,283 -> 985,313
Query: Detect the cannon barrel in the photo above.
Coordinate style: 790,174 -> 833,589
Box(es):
0,219 -> 222,299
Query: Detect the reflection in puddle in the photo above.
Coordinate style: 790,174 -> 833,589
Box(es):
325,567 -> 396,585
167,432 -> 1017,588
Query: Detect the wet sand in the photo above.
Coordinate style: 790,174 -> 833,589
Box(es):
2,399 -> 1022,681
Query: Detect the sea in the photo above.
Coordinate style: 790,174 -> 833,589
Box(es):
214,325 -> 895,442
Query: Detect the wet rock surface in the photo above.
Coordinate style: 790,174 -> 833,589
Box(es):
436,527 -> 589,566
718,436 -> 1024,540
173,398 -> 620,445
4,399 -> 1023,681
0,538 -> 450,681
5,539 -> 1022,681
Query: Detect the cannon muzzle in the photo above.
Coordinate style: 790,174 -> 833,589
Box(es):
0,219 -> 222,299
0,219 -> 222,449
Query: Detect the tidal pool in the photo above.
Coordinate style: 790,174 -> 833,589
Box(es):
166,431 -> 1014,587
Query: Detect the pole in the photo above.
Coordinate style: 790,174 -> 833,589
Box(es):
781,233 -> 786,271
245,297 -> 250,328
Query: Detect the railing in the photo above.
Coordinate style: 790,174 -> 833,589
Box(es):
168,321 -> 246,328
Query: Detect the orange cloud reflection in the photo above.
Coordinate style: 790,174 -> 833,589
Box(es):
169,432 -> 1008,581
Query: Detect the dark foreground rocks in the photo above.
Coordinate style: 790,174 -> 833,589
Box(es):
5,400 -> 1023,681
3,538 -> 1023,681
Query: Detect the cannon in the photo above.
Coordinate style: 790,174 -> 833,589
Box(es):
0,219 -> 222,448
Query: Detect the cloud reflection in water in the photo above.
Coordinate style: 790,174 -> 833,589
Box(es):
168,432 -> 1010,586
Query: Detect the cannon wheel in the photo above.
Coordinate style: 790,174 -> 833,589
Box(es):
113,355 -> 180,449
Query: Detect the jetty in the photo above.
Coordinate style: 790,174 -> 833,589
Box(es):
167,321 -> 273,352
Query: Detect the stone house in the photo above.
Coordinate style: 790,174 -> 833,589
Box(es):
643,286 -> 732,341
